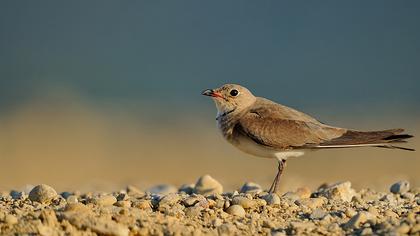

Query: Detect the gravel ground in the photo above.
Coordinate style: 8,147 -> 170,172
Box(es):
0,175 -> 419,236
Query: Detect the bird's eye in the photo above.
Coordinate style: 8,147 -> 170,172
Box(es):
230,89 -> 239,96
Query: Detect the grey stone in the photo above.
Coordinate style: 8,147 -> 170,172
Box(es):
179,184 -> 195,194
261,193 -> 280,206
28,184 -> 57,204
239,182 -> 262,194
390,180 -> 410,194
10,190 -> 25,200
147,184 -> 178,195
309,208 -> 327,220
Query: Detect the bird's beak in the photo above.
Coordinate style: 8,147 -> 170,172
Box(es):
201,89 -> 223,99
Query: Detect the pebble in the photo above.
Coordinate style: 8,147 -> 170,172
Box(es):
384,209 -> 398,218
231,196 -> 256,209
396,223 -> 410,234
10,190 -> 25,200
61,192 -> 73,199
147,184 -> 178,195
93,195 -> 117,206
309,208 -> 327,220
28,184 -> 57,204
295,197 -> 324,209
411,224 -> 420,234
344,211 -> 374,229
295,187 -> 311,199
239,182 -> 262,194
115,201 -> 131,208
390,180 -> 410,194
179,184 -> 195,194
401,192 -> 415,201
345,208 -> 357,218
225,205 -> 245,217
319,181 -> 355,202
126,185 -> 144,196
133,200 -> 151,210
66,195 -> 78,204
261,193 -> 280,206
193,175 -> 223,195
5,214 -> 18,225
184,206 -> 202,218
158,193 -> 181,207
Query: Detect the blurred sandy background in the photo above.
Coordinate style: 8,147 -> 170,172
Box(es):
0,1 -> 419,193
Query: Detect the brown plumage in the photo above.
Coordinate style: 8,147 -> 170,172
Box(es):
202,84 -> 415,193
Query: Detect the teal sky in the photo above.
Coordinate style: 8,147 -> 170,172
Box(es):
1,1 -> 419,114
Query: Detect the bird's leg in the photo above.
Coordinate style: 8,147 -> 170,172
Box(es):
268,159 -> 286,194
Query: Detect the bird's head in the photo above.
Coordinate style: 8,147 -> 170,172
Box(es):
202,84 -> 256,116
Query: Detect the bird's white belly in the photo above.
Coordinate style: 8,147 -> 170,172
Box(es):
231,133 -> 305,160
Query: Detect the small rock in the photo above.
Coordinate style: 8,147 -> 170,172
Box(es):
212,218 -> 223,227
367,206 -> 379,216
133,200 -> 151,210
401,192 -> 415,201
231,196 -> 256,209
295,187 -> 311,199
384,210 -> 398,218
282,192 -> 301,202
93,195 -> 117,206
115,201 -> 131,208
126,185 -> 144,195
261,193 -> 280,206
116,193 -> 129,201
147,184 -> 178,195
309,208 -> 327,220
5,214 -> 18,225
159,193 -> 181,207
345,208 -> 357,218
64,203 -> 91,213
10,190 -> 25,200
411,224 -> 420,234
390,180 -> 410,194
184,206 -> 202,218
396,223 -> 410,234
239,182 -> 262,194
28,184 -> 57,204
295,198 -> 324,209
61,192 -> 73,199
66,195 -> 78,204
319,181 -> 355,202
271,231 -> 286,236
225,205 -> 245,217
179,184 -> 195,194
344,211 -> 374,229
360,227 -> 373,236
194,175 -> 223,195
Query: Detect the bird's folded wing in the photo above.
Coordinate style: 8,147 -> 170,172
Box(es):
236,112 -> 346,149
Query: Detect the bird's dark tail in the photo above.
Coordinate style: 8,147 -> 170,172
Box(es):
316,128 -> 415,151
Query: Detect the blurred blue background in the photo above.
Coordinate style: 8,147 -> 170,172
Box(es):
1,1 -> 419,112
0,1 -> 418,191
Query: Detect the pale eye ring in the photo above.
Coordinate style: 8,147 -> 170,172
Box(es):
230,89 -> 239,96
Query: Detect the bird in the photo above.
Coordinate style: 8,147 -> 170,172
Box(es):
201,84 -> 414,194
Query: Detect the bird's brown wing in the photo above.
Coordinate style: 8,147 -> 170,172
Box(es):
236,111 -> 346,150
